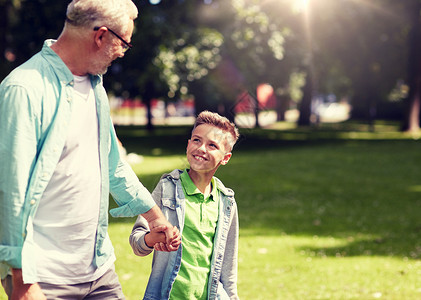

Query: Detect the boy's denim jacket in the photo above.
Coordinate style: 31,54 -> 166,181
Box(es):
130,169 -> 239,300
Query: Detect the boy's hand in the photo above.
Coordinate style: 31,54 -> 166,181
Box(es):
153,226 -> 181,252
144,225 -> 167,248
143,206 -> 177,246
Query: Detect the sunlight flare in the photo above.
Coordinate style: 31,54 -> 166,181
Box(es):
293,0 -> 310,13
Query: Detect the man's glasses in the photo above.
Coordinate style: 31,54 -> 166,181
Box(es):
94,26 -> 132,53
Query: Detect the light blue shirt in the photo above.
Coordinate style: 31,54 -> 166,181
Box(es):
0,40 -> 155,283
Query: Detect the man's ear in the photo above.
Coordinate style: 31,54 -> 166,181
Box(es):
93,27 -> 107,48
221,152 -> 232,165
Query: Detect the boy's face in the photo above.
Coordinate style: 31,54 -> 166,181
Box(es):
187,124 -> 232,174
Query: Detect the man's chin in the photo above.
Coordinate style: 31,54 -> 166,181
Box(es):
98,67 -> 109,75
89,68 -> 108,76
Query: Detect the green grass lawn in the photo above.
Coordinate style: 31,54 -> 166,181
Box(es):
1,121 -> 420,299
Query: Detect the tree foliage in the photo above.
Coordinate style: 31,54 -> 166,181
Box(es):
1,0 -> 420,130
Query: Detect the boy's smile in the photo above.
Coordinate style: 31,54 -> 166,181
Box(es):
187,124 -> 232,174
192,155 -> 206,161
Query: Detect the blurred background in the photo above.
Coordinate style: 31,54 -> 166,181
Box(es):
1,0 -> 420,132
1,1 -> 421,299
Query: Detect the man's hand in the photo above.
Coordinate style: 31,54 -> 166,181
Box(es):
11,269 -> 46,300
162,225 -> 181,252
142,206 -> 178,246
144,225 -> 167,248
146,225 -> 181,252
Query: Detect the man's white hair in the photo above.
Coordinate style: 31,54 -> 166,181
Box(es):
66,0 -> 138,32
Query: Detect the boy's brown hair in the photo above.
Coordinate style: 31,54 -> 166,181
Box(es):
193,111 -> 240,151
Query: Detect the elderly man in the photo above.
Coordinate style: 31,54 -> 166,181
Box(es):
0,0 -> 180,299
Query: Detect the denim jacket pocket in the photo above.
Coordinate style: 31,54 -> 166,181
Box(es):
161,198 -> 178,225
162,198 -> 176,210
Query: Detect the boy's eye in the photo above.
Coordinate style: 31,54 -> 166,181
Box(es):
209,143 -> 218,149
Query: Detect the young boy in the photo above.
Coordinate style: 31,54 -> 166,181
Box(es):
130,111 -> 240,300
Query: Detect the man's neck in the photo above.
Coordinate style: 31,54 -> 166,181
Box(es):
50,36 -> 89,76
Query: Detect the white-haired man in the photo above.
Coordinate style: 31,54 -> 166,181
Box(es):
0,0 -> 180,299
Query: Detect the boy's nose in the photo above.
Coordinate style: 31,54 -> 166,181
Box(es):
197,144 -> 206,153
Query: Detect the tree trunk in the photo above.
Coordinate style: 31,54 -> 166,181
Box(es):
277,94 -> 288,121
142,81 -> 154,132
222,101 -> 235,123
250,91 -> 260,128
402,0 -> 421,132
298,69 -> 313,126
405,89 -> 421,131
144,98 -> 153,132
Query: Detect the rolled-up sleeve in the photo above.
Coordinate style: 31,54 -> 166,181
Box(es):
108,123 -> 155,218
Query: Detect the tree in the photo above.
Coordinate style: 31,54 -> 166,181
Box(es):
402,0 -> 421,132
133,0 -> 292,126
2,0 -> 414,131
198,0 -> 292,125
105,0 -> 229,129
0,1 -> 66,80
152,28 -> 224,113
296,0 -> 408,126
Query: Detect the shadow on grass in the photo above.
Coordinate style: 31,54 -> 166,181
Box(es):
111,123 -> 421,259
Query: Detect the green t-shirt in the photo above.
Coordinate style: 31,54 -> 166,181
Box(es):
170,170 -> 219,300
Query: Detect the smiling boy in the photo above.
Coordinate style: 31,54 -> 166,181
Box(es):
130,111 -> 240,300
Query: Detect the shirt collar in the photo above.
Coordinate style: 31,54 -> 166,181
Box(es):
180,169 -> 217,202
41,39 -> 102,87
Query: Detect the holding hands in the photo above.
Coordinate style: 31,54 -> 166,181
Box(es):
142,206 -> 181,252
145,223 -> 181,252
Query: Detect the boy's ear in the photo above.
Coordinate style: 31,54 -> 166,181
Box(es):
221,152 -> 232,165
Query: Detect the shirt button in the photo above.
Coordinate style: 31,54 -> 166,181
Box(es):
67,97 -> 72,102
30,200 -> 36,205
